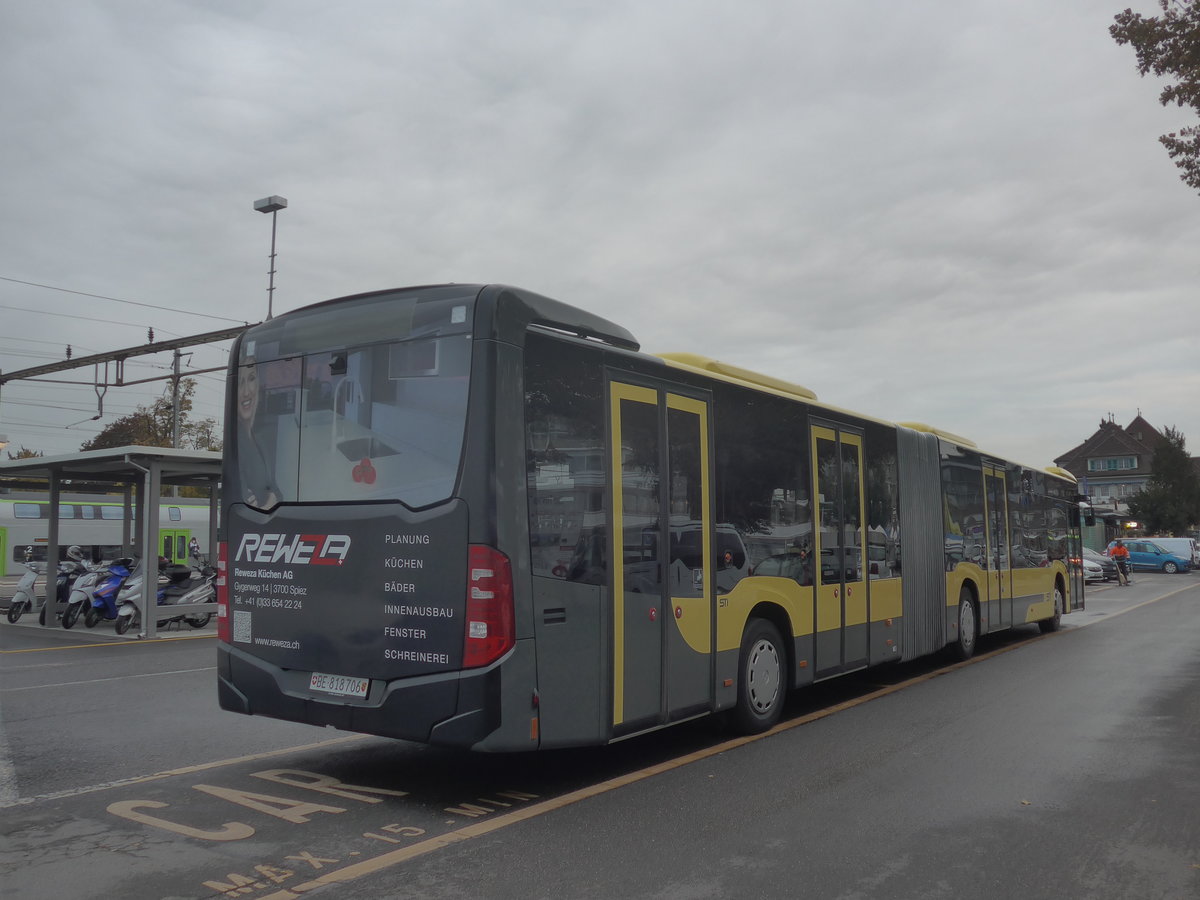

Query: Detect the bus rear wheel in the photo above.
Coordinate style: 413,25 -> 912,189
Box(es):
951,588 -> 977,660
731,618 -> 786,734
1039,585 -> 1064,634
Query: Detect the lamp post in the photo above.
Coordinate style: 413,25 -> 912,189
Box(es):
253,195 -> 288,319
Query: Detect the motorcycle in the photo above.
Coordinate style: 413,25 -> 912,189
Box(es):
114,552 -> 215,635
74,557 -> 136,629
6,548 -> 42,624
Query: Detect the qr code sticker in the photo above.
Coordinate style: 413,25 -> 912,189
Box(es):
233,610 -> 252,644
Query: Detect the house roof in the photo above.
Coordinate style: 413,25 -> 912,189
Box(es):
1057,419 -> 1149,466
1054,415 -> 1169,479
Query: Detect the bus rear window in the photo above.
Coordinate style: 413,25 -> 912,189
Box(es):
232,332 -> 474,510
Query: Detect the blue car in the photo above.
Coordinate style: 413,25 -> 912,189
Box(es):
1107,540 -> 1192,574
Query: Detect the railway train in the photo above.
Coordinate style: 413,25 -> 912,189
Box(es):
0,493 -> 211,576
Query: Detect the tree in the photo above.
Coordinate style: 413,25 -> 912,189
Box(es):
6,445 -> 44,460
79,379 -> 222,453
1127,426 -> 1200,534
1111,1 -> 1200,195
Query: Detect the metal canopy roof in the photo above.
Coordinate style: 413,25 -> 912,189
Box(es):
0,446 -> 222,639
0,445 -> 222,490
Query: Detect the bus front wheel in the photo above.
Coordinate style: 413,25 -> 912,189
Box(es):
731,618 -> 786,734
951,588 -> 977,660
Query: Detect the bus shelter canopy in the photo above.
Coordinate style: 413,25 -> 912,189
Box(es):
0,445 -> 222,639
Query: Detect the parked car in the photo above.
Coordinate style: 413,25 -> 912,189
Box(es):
1145,536 -> 1199,568
1082,547 -> 1117,582
1107,539 -> 1192,574
1079,557 -> 1105,583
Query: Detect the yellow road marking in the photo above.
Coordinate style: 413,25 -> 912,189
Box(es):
257,633 -> 1050,898
4,735 -> 368,808
0,633 -> 215,654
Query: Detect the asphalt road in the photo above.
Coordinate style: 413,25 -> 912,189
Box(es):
2,575 -> 1197,899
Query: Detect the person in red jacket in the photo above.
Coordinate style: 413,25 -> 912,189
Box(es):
1109,540 -> 1131,586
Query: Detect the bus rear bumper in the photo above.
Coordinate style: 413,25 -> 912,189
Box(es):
217,643 -> 501,747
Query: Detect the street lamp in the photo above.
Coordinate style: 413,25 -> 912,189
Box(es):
253,195 -> 288,319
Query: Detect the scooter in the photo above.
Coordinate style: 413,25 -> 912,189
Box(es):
6,548 -> 42,624
13,546 -> 91,627
157,550 -> 216,630
114,552 -> 215,635
107,557 -> 156,635
71,557 -> 135,629
53,551 -> 92,628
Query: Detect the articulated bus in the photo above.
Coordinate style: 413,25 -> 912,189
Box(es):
217,284 -> 1084,750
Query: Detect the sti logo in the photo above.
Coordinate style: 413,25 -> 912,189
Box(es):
235,533 -> 352,566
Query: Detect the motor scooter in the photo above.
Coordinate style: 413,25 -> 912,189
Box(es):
70,557 -> 135,629
115,552 -> 215,634
6,547 -> 42,624
54,550 -> 92,628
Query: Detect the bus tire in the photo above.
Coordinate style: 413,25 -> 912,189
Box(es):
1039,584 -> 1064,634
951,588 -> 977,660
731,618 -> 786,734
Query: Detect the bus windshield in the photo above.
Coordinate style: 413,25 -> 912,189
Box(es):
231,286 -> 477,509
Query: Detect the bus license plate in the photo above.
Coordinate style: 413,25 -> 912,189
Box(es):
309,672 -> 369,698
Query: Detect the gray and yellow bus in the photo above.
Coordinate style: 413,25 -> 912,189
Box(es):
217,284 -> 1084,750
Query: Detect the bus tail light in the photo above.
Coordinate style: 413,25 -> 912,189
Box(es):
216,542 -> 230,643
464,545 -> 515,668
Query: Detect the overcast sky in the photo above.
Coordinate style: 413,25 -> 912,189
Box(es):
1,0 -> 1196,474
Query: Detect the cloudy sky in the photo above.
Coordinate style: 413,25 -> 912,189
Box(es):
1,0 -> 1196,472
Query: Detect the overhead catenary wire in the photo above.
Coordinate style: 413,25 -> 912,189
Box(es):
0,275 -> 249,324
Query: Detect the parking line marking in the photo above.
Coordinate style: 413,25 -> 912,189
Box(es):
0,735 -> 368,809
259,589 -> 1200,897
0,666 -> 216,693
0,633 -> 215,654
256,634 -> 1051,898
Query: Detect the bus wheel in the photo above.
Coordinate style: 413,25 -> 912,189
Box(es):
951,588 -> 977,660
1039,585 -> 1063,634
732,619 -> 786,734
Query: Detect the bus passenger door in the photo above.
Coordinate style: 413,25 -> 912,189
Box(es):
609,380 -> 713,734
983,466 -> 1012,631
812,424 -> 868,678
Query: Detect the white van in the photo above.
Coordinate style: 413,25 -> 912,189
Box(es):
1148,536 -> 1199,568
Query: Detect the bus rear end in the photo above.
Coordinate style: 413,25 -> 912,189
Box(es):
216,285 -> 526,748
